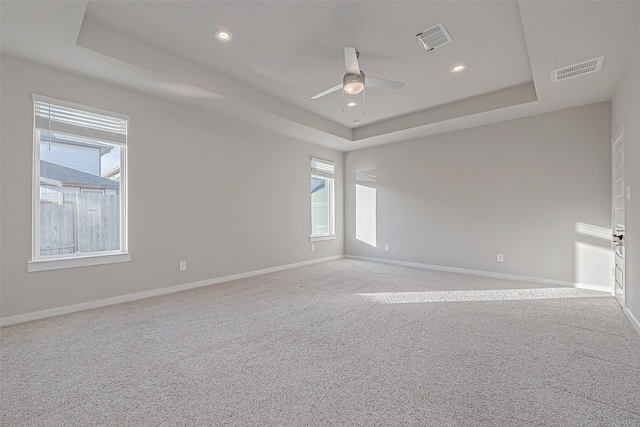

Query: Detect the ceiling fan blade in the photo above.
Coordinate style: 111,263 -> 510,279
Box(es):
344,47 -> 360,75
310,83 -> 343,100
365,77 -> 405,89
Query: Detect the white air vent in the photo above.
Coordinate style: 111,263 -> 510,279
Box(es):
552,56 -> 604,82
416,23 -> 452,51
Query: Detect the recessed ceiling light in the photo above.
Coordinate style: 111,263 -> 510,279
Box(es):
450,64 -> 466,73
215,30 -> 232,41
354,119 -> 361,124
347,102 -> 357,107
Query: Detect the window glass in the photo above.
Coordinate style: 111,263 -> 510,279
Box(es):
310,158 -> 335,238
311,176 -> 332,235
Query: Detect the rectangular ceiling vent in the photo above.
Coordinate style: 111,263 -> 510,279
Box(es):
552,56 -> 604,82
416,23 -> 452,51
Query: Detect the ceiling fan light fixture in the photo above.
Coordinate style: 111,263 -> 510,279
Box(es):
343,73 -> 365,95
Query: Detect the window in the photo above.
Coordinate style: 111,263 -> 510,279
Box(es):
310,158 -> 335,241
28,95 -> 130,272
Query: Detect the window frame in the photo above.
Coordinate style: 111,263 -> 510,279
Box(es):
28,95 -> 130,272
310,158 -> 336,242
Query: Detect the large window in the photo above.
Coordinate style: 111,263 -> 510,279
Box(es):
310,158 -> 335,241
29,95 -> 129,272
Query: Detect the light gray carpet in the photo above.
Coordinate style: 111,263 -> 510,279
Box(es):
2,259 -> 639,426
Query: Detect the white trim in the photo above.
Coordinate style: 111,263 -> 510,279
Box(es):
3,255 -> 344,326
611,124 -> 625,306
32,124 -> 40,262
624,308 -> 640,337
27,252 -> 131,272
345,255 -> 611,293
31,99 -> 130,264
310,235 -> 337,242
612,124 -> 625,149
120,138 -> 129,254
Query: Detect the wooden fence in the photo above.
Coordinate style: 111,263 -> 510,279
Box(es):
40,192 -> 120,256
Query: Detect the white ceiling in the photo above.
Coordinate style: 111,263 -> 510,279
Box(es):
2,1 -> 639,151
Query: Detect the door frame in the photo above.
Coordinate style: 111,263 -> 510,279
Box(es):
611,125 -> 625,307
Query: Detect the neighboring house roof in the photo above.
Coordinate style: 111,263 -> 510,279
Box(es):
102,166 -> 120,180
40,161 -> 120,190
40,131 -> 114,157
311,177 -> 325,193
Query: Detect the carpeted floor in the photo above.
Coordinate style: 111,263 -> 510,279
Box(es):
2,259 -> 639,426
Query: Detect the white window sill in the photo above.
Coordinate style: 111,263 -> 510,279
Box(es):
27,252 -> 131,272
310,235 -> 336,242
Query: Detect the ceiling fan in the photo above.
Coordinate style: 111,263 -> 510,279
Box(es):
310,47 -> 405,100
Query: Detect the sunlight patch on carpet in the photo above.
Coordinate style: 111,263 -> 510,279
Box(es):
357,288 -> 608,303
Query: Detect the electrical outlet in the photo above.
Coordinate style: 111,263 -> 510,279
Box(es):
311,244 -> 315,252
497,254 -> 504,262
179,261 -> 187,271
384,244 -> 390,251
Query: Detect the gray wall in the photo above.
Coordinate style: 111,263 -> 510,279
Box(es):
345,103 -> 612,288
0,56 -> 343,318
612,36 -> 640,324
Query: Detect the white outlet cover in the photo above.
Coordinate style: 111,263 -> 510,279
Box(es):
497,254 -> 504,262
384,244 -> 390,251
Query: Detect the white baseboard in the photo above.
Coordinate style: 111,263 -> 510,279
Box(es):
345,255 -> 612,293
624,308 -> 640,337
0,255 -> 344,327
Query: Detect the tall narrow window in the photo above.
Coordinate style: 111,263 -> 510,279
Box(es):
29,95 -> 129,271
310,158 -> 335,241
